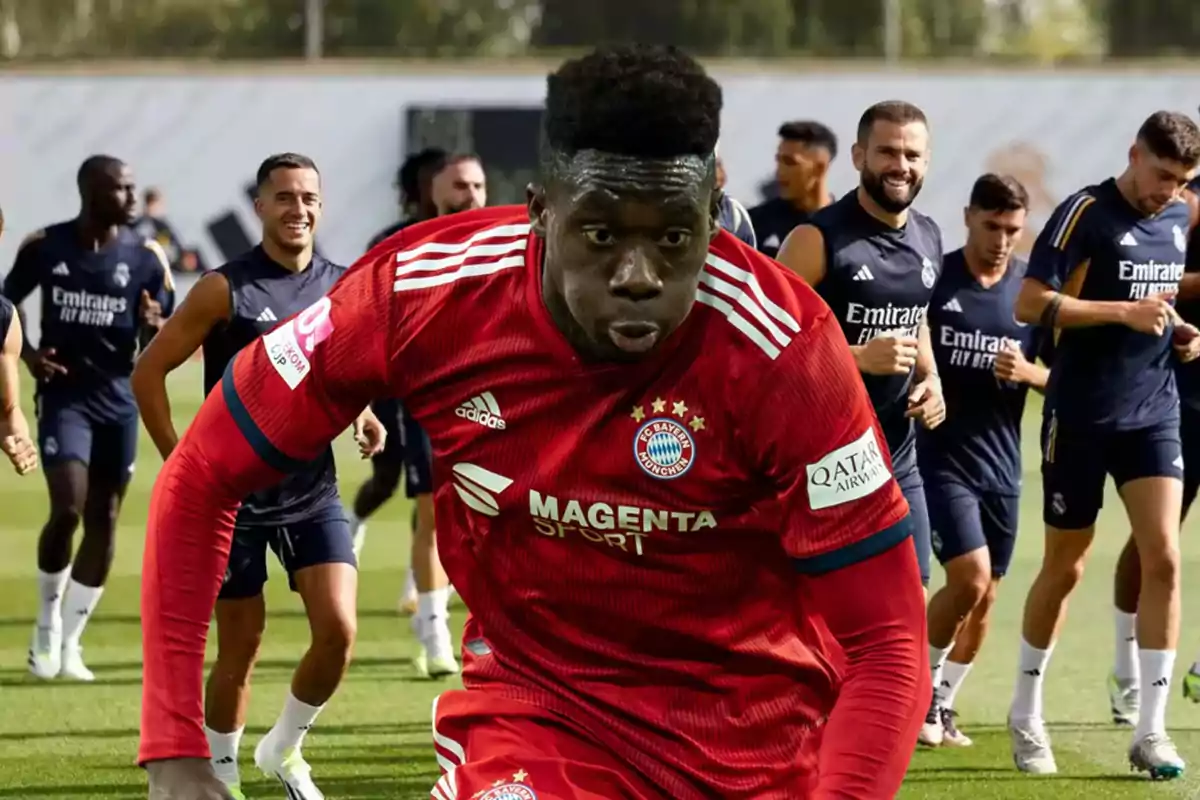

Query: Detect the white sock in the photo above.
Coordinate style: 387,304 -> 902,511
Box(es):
1011,638 -> 1054,725
37,569 -> 70,630
205,726 -> 243,785
418,586 -> 451,622
1135,649 -> 1176,741
929,643 -> 952,701
60,580 -> 104,649
1114,610 -> 1139,684
937,660 -> 974,709
270,692 -> 325,753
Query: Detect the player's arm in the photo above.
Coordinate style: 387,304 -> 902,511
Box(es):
0,308 -> 37,475
1182,189 -> 1200,300
775,223 -> 827,286
2,232 -> 47,365
750,312 -> 926,797
138,240 -> 176,339
131,272 -> 231,460
906,321 -> 945,429
139,258 -> 396,769
1016,196 -> 1171,334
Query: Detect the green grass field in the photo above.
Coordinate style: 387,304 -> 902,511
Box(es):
3,360 -> 1200,799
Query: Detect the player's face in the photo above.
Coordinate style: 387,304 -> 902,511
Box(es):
854,121 -> 929,214
530,153 -> 720,362
775,141 -> 830,201
433,160 -> 487,216
1129,141 -> 1196,215
715,157 -> 727,190
93,165 -> 138,227
964,206 -> 1026,270
255,167 -> 321,253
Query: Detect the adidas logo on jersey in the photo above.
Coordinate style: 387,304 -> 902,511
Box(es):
942,298 -> 963,312
52,263 -> 69,276
456,392 -> 506,430
853,265 -> 874,281
256,308 -> 278,323
1119,232 -> 1138,247
452,462 -> 513,518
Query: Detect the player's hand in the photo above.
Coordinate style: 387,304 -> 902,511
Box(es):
140,290 -> 165,329
993,341 -> 1032,384
906,374 -> 946,430
0,412 -> 37,475
1174,321 -> 1200,363
353,413 -> 387,459
146,758 -> 235,800
1122,293 -> 1175,336
853,333 -> 919,376
25,347 -> 68,382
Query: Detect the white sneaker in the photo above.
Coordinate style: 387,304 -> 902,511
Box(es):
1009,716 -> 1057,774
1129,732 -> 1185,780
1108,673 -> 1139,726
27,626 -> 61,680
413,615 -> 459,679
918,699 -> 944,747
940,708 -> 973,748
254,732 -> 325,800
59,643 -> 94,682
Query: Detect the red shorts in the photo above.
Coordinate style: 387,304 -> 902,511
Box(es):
431,690 -> 664,800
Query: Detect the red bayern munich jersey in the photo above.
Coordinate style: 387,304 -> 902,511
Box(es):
191,206 -> 907,797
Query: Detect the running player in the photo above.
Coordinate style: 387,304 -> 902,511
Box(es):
776,100 -> 946,591
2,155 -> 173,682
132,153 -> 384,800
140,45 -> 928,800
916,174 -> 1047,748
748,120 -> 837,258
1007,111 -> 1200,779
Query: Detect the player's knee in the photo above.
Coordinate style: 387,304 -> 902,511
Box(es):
215,628 -> 263,680
1138,541 -> 1181,587
47,502 -> 82,535
311,613 -> 356,667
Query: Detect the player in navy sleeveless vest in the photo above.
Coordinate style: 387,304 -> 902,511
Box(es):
1,156 -> 173,684
2,294 -> 38,476
131,154 -> 385,800
1007,112 -> 1200,780
915,175 -> 1048,750
777,101 -> 946,588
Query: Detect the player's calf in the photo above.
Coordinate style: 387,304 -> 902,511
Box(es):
205,595 -> 266,794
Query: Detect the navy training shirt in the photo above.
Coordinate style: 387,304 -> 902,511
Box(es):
1,222 -> 174,421
202,246 -> 347,526
1173,176 -> 1200,413
747,196 -> 811,259
1028,178 -> 1188,431
0,295 -> 13,343
917,250 -> 1042,494
809,190 -> 944,462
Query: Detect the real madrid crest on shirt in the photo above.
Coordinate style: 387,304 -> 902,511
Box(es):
921,256 -> 938,289
1175,224 -> 1188,254
114,262 -> 130,288
630,396 -> 706,480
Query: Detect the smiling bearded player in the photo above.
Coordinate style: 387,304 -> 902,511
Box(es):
139,45 -> 927,800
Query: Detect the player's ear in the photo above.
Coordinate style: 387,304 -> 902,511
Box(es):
962,205 -> 970,228
851,141 -> 865,173
527,183 -> 548,236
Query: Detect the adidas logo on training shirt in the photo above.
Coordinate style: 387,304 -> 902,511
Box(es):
763,234 -> 780,250
1119,232 -> 1138,247
853,265 -> 874,281
451,462 -> 513,518
52,263 -> 69,276
256,308 -> 277,323
942,298 -> 963,312
456,391 -> 506,430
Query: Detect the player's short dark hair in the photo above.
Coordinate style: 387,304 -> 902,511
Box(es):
969,174 -> 1029,213
76,155 -> 125,191
255,152 -> 319,188
856,101 -> 928,145
777,120 -> 838,160
543,44 -> 722,164
1137,111 -> 1200,167
143,187 -> 162,205
397,147 -> 447,203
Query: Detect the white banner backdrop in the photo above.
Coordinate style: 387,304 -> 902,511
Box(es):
1,68 -> 1198,310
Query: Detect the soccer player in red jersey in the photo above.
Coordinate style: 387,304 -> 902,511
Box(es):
140,45 -> 928,800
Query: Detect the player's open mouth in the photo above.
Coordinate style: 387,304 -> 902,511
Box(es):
284,222 -> 310,233
608,321 -> 660,354
884,176 -> 911,189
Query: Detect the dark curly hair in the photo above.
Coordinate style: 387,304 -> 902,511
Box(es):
543,44 -> 722,163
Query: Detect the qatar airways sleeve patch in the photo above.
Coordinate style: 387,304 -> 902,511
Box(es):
805,428 -> 891,510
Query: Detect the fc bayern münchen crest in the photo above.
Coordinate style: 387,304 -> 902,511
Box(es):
477,784 -> 537,800
920,256 -> 937,288
634,417 -> 695,480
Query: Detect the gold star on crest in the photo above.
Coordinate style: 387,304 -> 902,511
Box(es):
630,405 -> 645,422
492,779 -> 505,787
651,397 -> 666,413
513,769 -> 529,782
672,400 -> 689,417
689,416 -> 706,432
